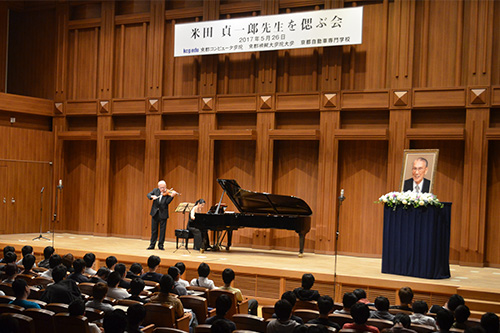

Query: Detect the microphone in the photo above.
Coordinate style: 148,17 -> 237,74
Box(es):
57,179 -> 63,189
339,189 -> 346,202
41,187 -> 45,193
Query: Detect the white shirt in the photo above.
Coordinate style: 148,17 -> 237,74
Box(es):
178,278 -> 189,288
107,287 -> 131,300
190,276 -> 215,290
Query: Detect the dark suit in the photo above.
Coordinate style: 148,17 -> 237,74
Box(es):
403,178 -> 430,193
147,188 -> 174,248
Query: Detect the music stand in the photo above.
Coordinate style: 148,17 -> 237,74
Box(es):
174,202 -> 195,253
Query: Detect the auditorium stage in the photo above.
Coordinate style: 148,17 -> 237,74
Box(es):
1,232 -> 500,314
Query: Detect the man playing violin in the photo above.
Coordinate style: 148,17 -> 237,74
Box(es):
147,180 -> 179,250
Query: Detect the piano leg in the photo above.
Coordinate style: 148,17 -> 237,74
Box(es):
299,233 -> 305,257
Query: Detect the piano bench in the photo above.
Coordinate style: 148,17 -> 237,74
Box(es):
175,229 -> 193,249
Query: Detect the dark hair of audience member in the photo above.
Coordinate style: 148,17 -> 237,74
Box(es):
375,296 -> 390,312
2,246 -> 15,257
159,274 -> 174,294
62,253 -> 74,270
12,279 -> 28,298
168,266 -> 180,280
301,273 -> 315,289
127,303 -> 146,328
83,253 -> 96,268
454,305 -> 470,324
93,282 -> 108,301
215,294 -> 232,317
211,319 -> 232,333
103,309 -> 127,333
68,299 -> 86,316
353,288 -> 367,301
412,300 -> 429,314
43,246 -> 55,259
175,262 -> 186,275
222,268 -> 235,285
343,292 -> 358,308
147,255 -> 160,269
22,254 -> 36,271
96,267 -> 111,280
52,264 -> 68,283
49,254 -> 62,269
114,263 -> 126,277
447,294 -> 465,312
0,314 -> 19,333
3,252 -> 17,264
351,303 -> 370,325
105,256 -> 117,269
275,299 -> 293,321
398,287 -> 414,304
130,263 -> 143,275
437,308 -> 455,332
107,271 -> 121,288
4,263 -> 17,278
281,291 -> 297,308
21,245 -> 33,257
393,313 -> 412,328
130,278 -> 145,296
73,258 -> 86,274
480,312 -> 499,333
198,262 -> 210,278
317,295 -> 334,315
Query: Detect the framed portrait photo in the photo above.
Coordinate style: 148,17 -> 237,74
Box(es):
400,149 -> 439,193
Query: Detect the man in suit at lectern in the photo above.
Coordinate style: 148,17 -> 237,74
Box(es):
147,180 -> 179,250
403,158 -> 431,193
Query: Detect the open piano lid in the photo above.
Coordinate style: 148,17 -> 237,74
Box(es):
217,179 -> 312,216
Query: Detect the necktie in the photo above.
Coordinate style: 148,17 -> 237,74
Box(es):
415,185 -> 420,193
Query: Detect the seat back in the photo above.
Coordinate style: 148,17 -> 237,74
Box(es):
154,328 -> 188,333
366,318 -> 394,331
293,309 -> 319,324
84,307 -> 104,323
232,314 -> 267,333
194,324 -> 212,333
144,303 -> 176,328
208,289 -> 239,318
1,313 -> 36,333
411,324 -> 436,333
16,274 -> 36,284
186,285 -> 209,298
389,308 -> 413,315
24,308 -> 56,333
78,282 -> 95,297
0,303 -> 24,314
328,313 -> 355,327
0,282 -> 14,296
31,276 -> 53,288
180,295 -> 209,324
0,295 -> 15,303
117,298 -> 142,307
46,303 -> 69,313
261,305 -> 274,320
294,300 -> 319,311
53,313 -> 91,333
27,299 -> 47,308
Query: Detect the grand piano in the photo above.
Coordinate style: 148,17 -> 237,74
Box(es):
192,179 -> 313,256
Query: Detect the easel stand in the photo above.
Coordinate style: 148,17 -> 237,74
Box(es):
33,187 -> 50,241
173,202 -> 195,253
333,190 -> 345,300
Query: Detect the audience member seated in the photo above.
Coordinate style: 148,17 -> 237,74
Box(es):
9,279 -> 41,309
272,291 -> 304,324
90,267 -> 110,284
2,263 -> 18,284
205,294 -> 237,331
68,259 -> 91,283
40,254 -> 62,279
436,308 -> 455,333
0,313 -> 19,332
342,303 -> 380,333
140,255 -> 162,283
334,292 -> 357,315
126,263 -> 144,280
0,246 -> 15,263
40,264 -> 82,304
114,263 -> 131,289
371,296 -> 394,321
168,266 -> 188,296
190,263 -> 215,289
391,287 -> 414,311
126,303 -> 147,333
175,262 -> 189,288
20,254 -> 38,277
62,253 -> 75,273
293,274 -> 320,301
149,274 -> 190,321
386,313 -> 417,333
452,305 -> 471,330
38,246 -> 55,269
430,294 -> 465,314
125,278 -> 148,304
83,253 -> 97,275
107,271 -> 131,300
0,251 -> 17,273
85,282 -> 114,314
103,309 -> 127,333
267,299 -> 300,333
410,300 -> 436,328
353,288 -> 372,305
480,313 -> 499,333
68,299 -> 101,333
307,295 -> 340,330
106,256 -> 118,271
16,245 -> 36,267
219,268 -> 258,315
212,319 -> 234,333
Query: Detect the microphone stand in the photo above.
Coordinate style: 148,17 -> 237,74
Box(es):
52,182 -> 63,248
33,187 -> 50,241
333,189 -> 345,300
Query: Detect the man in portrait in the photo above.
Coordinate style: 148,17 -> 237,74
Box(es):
403,157 -> 430,193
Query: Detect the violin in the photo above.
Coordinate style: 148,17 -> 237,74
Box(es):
165,188 -> 181,196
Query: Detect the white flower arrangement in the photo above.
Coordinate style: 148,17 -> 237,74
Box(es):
376,191 -> 444,210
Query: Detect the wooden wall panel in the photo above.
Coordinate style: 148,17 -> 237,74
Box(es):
272,140 -> 318,251
109,140 -> 145,238
218,52 -> 255,94
278,48 -> 318,93
67,28 -> 100,100
485,140 -> 500,266
62,141 -> 96,234
7,126 -> 54,162
159,140 -> 198,240
337,140 -> 388,257
492,2 -> 500,85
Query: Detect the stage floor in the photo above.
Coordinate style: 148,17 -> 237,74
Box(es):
2,232 -> 500,292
